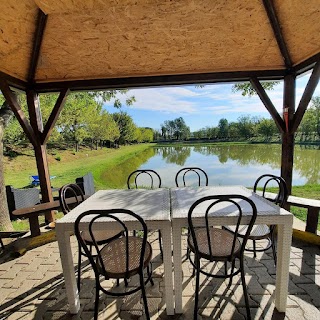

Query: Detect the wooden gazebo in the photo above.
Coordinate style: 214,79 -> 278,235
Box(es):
0,0 -> 319,224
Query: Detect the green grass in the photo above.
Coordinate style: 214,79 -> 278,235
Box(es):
4,144 -> 153,189
261,185 -> 320,231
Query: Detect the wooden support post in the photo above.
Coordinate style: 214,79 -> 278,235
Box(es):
27,91 -> 54,223
306,207 -> 319,234
281,74 -> 295,197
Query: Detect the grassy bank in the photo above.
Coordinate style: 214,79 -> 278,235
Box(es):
4,144 -> 153,189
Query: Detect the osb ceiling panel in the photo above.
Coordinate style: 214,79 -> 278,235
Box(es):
0,0 -> 320,84
275,0 -> 320,66
35,0 -> 283,82
0,0 -> 38,81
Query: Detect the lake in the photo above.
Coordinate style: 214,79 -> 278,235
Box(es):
101,144 -> 320,188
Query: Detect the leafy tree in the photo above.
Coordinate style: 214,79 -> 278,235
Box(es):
0,98 -> 14,231
87,110 -> 119,149
161,117 -> 190,140
57,93 -> 98,151
257,118 -> 277,139
218,118 -> 229,138
228,122 -> 239,139
140,127 -> 154,142
232,81 -> 280,96
112,112 -> 137,145
237,116 -> 256,138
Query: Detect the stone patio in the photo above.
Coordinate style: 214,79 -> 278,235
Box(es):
0,231 -> 319,320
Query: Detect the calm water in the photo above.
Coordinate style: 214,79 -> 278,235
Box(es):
101,144 -> 320,188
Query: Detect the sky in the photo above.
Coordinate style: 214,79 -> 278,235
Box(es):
103,72 -> 320,132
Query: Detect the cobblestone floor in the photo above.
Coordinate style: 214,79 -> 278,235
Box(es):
0,232 -> 319,320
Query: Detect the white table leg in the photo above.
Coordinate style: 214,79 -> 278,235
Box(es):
275,218 -> 293,312
160,222 -> 174,315
172,221 -> 183,313
56,226 -> 80,314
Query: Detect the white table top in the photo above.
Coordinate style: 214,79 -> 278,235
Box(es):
56,188 -> 171,226
171,186 -> 292,219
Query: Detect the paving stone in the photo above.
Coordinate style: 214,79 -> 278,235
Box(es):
1,234 -> 320,320
0,264 -> 25,279
285,295 -> 320,320
296,283 -> 320,307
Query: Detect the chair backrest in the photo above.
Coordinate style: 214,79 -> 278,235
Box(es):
59,183 -> 85,214
127,169 -> 162,189
188,194 -> 257,259
74,209 -> 149,280
75,172 -> 95,196
253,174 -> 288,207
175,167 -> 208,187
6,185 -> 40,218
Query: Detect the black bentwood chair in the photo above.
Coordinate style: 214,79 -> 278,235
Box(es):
127,169 -> 163,257
225,174 -> 288,265
74,209 -> 154,320
175,167 -> 209,187
127,169 -> 162,190
59,183 -> 123,290
251,174 -> 288,263
175,167 -> 209,261
188,195 -> 257,320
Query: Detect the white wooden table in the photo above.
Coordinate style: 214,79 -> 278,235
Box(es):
171,186 -> 293,314
55,188 -> 174,315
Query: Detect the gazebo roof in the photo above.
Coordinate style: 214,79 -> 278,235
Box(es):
0,0 -> 319,92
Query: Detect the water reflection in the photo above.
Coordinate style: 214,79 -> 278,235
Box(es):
100,148 -> 156,188
100,145 -> 319,188
139,145 -> 320,187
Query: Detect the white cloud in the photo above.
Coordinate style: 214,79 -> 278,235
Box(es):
104,73 -> 320,118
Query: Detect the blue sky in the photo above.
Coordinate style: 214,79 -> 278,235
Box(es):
103,72 -> 320,132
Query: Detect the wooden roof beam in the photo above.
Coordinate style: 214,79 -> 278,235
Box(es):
42,88 -> 70,144
262,0 -> 292,69
0,72 -> 27,91
294,53 -> 320,76
34,69 -> 286,93
0,79 -> 38,146
27,9 -> 47,84
250,77 -> 286,133
291,60 -> 320,133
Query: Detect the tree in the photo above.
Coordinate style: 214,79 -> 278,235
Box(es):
57,93 -> 100,151
218,118 -> 229,139
257,118 -> 277,139
0,99 -> 14,231
232,81 -> 280,96
237,116 -> 255,139
112,112 -> 137,145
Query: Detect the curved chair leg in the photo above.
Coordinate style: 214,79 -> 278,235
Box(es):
147,265 -> 154,286
240,257 -> 251,320
139,272 -> 150,320
228,260 -> 236,288
270,231 -> 277,266
94,281 -> 100,320
194,261 -> 200,320
253,240 -> 257,258
158,230 -> 163,259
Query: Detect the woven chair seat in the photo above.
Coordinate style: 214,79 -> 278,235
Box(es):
188,227 -> 241,260
225,224 -> 271,240
81,229 -> 123,244
97,236 -> 152,278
